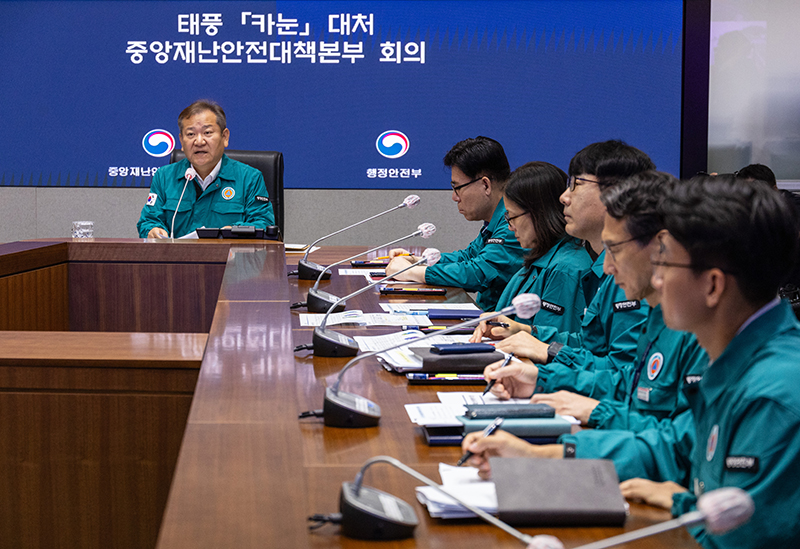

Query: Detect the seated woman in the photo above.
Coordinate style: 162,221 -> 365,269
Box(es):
472,161 -> 592,337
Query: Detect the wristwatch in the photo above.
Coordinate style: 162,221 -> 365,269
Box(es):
546,342 -> 563,364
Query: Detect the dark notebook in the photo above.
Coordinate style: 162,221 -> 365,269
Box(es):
409,347 -> 504,372
491,458 -> 627,527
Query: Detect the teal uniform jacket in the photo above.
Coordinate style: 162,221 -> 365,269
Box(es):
671,300 -> 800,548
137,154 -> 275,238
495,237 -> 592,334
534,251 -> 648,372
424,200 -> 525,311
538,304 -> 707,427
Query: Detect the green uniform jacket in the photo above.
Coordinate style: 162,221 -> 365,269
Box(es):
671,300 -> 800,548
554,305 -> 706,482
540,304 -> 707,427
137,155 -> 275,238
534,251 -> 648,373
495,237 -> 592,334
424,200 -> 525,311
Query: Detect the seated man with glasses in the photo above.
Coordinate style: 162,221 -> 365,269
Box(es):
385,136 -> 525,311
463,172 -> 705,481
479,141 -> 653,376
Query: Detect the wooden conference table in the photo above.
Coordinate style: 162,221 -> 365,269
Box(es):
0,239 -> 700,549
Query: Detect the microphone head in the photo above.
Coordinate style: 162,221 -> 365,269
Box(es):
403,194 -> 421,209
511,293 -> 542,319
697,487 -> 754,535
184,167 -> 196,181
421,248 -> 441,266
418,223 -> 436,238
526,535 -> 565,549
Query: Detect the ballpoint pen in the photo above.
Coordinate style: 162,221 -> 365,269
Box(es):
373,253 -> 412,260
456,416 -> 504,466
486,320 -> 510,328
482,352 -> 514,395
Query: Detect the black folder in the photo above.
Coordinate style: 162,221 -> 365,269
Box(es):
491,458 -> 627,526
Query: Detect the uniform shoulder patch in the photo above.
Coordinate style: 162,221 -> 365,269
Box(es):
613,300 -> 641,312
725,456 -> 759,473
255,195 -> 270,203
540,300 -> 565,315
486,238 -> 505,245
146,193 -> 158,206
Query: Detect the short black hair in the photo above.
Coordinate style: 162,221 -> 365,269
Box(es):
504,161 -> 568,266
601,171 -> 677,246
736,163 -> 777,188
179,99 -> 227,132
660,174 -> 800,305
568,140 -> 655,187
443,136 -> 511,186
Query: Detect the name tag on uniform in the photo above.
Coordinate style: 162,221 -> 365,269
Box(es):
540,301 -> 565,315
725,456 -> 759,473
636,386 -> 650,402
255,195 -> 270,203
614,300 -> 641,312
486,238 -> 505,245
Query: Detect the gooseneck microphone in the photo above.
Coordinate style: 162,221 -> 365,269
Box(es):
298,294 -> 541,427
309,248 -> 442,358
294,194 -> 421,280
171,167 -> 197,239
322,455 -> 537,542
527,487 -> 755,549
304,223 -> 436,313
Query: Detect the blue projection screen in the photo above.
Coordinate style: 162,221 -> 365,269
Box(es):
1,0 -> 684,189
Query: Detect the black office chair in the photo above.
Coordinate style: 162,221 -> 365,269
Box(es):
170,149 -> 285,238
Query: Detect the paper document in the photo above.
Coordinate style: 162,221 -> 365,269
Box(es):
415,463 -> 497,519
380,303 -> 481,314
354,331 -> 473,370
404,403 -> 464,427
285,245 -> 320,254
178,230 -> 199,239
298,312 -> 433,327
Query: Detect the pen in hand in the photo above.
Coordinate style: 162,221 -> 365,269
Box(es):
486,320 -> 510,328
456,416 -> 504,466
482,352 -> 514,396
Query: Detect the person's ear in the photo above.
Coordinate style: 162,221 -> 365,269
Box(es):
704,268 -> 727,308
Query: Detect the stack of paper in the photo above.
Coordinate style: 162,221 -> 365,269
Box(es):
415,463 -> 497,519
353,331 -> 474,371
405,392 -> 532,427
298,312 -> 432,327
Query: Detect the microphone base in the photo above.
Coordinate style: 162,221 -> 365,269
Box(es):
298,259 -> 331,280
324,387 -> 381,428
339,481 -> 417,540
313,327 -> 360,357
307,288 -> 345,314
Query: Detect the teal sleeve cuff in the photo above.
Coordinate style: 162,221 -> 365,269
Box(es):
671,490 -> 697,518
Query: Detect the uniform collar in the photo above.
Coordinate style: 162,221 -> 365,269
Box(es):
591,249 -> 606,277
700,299 -> 796,405
481,199 -> 507,240
531,236 -> 582,269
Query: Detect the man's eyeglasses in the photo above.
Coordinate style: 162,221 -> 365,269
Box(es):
451,176 -> 484,196
602,235 -> 648,261
503,210 -> 528,225
649,239 -> 737,275
567,175 -> 597,192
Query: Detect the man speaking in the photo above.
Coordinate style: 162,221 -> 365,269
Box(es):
137,100 -> 275,238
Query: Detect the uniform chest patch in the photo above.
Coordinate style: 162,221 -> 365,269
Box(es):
614,300 -> 640,312
540,301 -> 565,315
221,187 -> 235,200
647,352 -> 664,381
706,424 -> 719,462
146,193 -> 157,206
486,238 -> 505,245
725,456 -> 759,473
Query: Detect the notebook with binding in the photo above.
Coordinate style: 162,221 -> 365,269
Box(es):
491,458 -> 627,526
